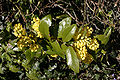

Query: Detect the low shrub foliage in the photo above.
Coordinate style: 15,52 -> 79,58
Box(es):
0,0 -> 120,79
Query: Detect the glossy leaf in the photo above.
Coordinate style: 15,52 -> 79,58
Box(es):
61,44 -> 68,52
51,40 -> 65,58
94,27 -> 112,45
94,35 -> 109,45
62,24 -> 77,42
39,15 -> 52,40
51,40 -> 62,52
58,17 -> 72,38
66,46 -> 79,73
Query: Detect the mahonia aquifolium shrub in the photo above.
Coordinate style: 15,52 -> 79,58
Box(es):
12,15 -> 108,74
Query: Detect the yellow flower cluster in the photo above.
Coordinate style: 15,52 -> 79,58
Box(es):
87,39 -> 99,51
32,17 -> 43,38
13,23 -> 39,52
17,34 -> 39,52
74,27 -> 93,40
29,43 -> 39,52
13,23 -> 26,38
74,26 -> 99,64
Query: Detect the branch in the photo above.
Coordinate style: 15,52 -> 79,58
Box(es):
15,5 -> 27,23
54,4 -> 82,25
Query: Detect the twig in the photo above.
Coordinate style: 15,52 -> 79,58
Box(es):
72,10 -> 78,22
87,14 -> 89,22
54,4 -> 82,25
114,0 -> 119,7
15,5 -> 27,23
26,1 -> 54,16
91,22 -> 100,30
38,0 -> 58,16
94,16 -> 104,24
86,1 -> 94,12
30,4 -> 33,12
71,1 -> 81,11
83,0 -> 87,23
91,1 -> 96,11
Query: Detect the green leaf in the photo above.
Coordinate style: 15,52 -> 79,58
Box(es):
94,35 -> 109,45
24,50 -> 35,64
46,50 -> 56,55
0,64 -> 3,74
61,44 -> 68,52
9,65 -> 19,73
1,53 -> 11,61
62,24 -> 77,42
29,0 -> 33,4
25,50 -> 31,63
94,74 -> 100,80
107,10 -> 113,17
106,27 -> 112,37
93,65 -> 100,71
51,40 -> 65,58
78,26 -> 83,33
39,15 -> 52,40
22,60 -> 30,71
0,31 -> 5,40
26,69 -> 38,80
56,14 -> 69,19
58,17 -> 72,38
94,27 -> 112,45
104,27 -> 111,36
66,46 -> 79,73
6,22 -> 12,32
35,49 -> 41,58
51,41 -> 62,52
101,49 -> 106,55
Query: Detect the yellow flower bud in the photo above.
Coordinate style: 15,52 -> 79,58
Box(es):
32,17 -> 43,38
51,55 -> 58,58
13,23 -> 26,38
